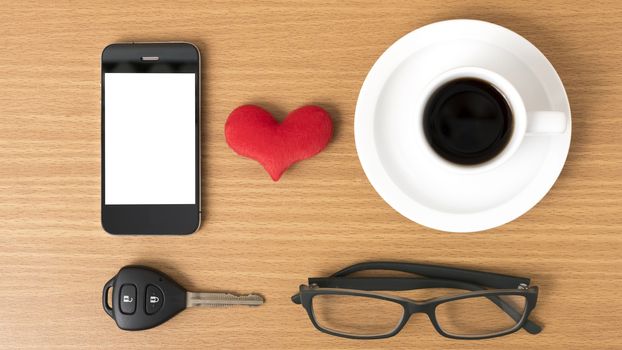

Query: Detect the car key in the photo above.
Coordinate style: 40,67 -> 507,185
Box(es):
102,265 -> 263,330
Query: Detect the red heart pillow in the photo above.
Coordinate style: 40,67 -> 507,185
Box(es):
225,105 -> 333,181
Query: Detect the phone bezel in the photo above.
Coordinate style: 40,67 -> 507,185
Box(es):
101,42 -> 201,235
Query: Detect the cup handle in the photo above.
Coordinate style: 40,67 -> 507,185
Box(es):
526,111 -> 568,134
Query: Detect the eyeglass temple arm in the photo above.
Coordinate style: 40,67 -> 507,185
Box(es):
301,277 -> 541,335
331,261 -> 531,290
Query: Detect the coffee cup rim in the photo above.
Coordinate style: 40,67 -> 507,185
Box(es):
414,66 -> 528,174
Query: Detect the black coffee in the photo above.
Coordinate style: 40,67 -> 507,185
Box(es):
423,78 -> 513,165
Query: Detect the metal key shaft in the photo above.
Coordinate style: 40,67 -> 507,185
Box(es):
186,292 -> 264,308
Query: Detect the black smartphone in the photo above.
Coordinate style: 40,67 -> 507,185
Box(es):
101,43 -> 201,235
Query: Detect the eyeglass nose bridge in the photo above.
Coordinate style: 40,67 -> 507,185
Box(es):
406,301 -> 433,316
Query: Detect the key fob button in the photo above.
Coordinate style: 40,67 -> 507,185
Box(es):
145,284 -> 164,315
119,284 -> 136,314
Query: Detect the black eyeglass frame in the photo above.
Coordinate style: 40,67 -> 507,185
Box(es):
291,262 -> 541,340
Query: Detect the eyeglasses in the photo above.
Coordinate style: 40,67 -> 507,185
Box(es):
291,262 -> 542,340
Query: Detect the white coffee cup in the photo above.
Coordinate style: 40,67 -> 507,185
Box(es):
413,67 -> 568,173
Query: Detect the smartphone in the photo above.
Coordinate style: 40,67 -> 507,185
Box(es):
101,43 -> 201,235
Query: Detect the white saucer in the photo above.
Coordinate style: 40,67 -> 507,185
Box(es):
354,19 -> 571,232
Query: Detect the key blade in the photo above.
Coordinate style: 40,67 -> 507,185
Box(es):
186,292 -> 264,308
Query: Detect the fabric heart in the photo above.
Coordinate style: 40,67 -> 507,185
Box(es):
225,105 -> 333,181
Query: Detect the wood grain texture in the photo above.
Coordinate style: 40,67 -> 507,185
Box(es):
1,0 -> 621,348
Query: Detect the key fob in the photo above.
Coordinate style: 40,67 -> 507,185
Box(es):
102,265 -> 186,330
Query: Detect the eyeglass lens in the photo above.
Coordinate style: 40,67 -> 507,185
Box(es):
312,294 -> 404,337
435,294 -> 527,337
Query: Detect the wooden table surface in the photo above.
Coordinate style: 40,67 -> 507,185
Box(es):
1,1 -> 621,349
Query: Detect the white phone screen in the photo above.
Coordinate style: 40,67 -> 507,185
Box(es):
104,73 -> 195,205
